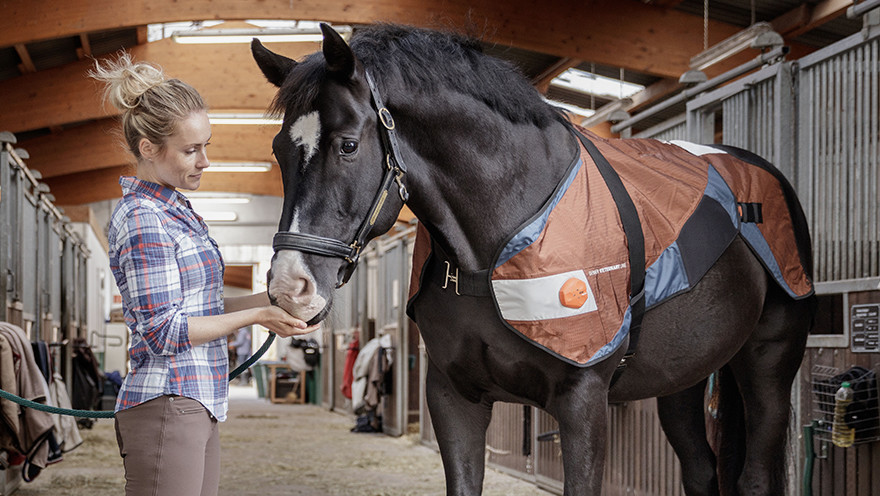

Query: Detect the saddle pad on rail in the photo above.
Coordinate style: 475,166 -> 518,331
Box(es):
409,130 -> 813,367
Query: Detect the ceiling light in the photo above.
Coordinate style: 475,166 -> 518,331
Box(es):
172,26 -> 351,44
207,161 -> 273,173
208,113 -> 281,125
199,211 -> 238,222
689,22 -> 784,71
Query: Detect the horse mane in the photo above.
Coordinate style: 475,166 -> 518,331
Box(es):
269,23 -> 565,127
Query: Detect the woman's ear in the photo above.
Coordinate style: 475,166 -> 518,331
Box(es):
138,137 -> 158,161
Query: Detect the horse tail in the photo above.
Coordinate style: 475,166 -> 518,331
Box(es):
711,365 -> 746,495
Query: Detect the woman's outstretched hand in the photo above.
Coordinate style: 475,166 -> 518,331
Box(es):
256,305 -> 321,337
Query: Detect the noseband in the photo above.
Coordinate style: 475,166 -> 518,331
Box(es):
272,71 -> 410,287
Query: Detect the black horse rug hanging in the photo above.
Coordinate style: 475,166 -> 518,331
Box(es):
408,127 -> 814,367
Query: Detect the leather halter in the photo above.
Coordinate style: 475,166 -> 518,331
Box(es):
272,71 -> 409,287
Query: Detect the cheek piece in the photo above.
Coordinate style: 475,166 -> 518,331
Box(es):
272,71 -> 409,288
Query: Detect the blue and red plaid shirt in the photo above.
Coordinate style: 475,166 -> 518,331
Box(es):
109,176 -> 228,420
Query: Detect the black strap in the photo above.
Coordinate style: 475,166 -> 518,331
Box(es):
273,232 -> 357,260
429,240 -> 491,297
573,130 -> 646,384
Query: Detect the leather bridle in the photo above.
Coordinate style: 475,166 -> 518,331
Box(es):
272,71 -> 410,287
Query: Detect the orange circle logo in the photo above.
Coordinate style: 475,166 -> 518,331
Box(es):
559,278 -> 589,309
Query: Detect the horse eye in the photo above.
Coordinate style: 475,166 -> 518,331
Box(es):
341,140 -> 358,155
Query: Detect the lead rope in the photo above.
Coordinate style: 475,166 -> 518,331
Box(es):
0,332 -> 277,419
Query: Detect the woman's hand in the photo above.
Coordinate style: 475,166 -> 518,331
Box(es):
256,306 -> 321,337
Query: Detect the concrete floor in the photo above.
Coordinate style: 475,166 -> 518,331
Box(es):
11,385 -> 550,495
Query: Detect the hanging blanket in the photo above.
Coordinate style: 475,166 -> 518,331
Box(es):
408,129 -> 813,367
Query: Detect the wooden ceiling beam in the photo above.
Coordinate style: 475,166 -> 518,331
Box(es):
77,33 -> 92,58
14,43 -> 36,73
19,118 -> 280,178
0,35 -> 319,134
771,0 -> 853,39
0,0 -> 756,80
532,58 -> 581,95
44,164 -> 283,205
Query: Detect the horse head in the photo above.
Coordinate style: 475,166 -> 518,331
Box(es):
252,24 -> 407,324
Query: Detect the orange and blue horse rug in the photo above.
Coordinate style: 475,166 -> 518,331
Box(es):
409,129 -> 813,367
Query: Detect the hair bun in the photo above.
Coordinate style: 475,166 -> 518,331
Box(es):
90,51 -> 167,111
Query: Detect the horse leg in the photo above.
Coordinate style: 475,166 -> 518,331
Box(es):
549,369 -> 613,495
726,286 -> 814,495
657,379 -> 720,496
426,359 -> 493,496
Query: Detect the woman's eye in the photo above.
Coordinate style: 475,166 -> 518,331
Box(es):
341,140 -> 358,155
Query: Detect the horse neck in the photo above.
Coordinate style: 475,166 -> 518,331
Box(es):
397,99 -> 577,271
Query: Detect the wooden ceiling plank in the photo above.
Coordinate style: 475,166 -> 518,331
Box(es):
18,118 -> 281,178
14,43 -> 36,73
0,0 -> 750,80
0,35 -> 321,134
44,163 -> 283,205
772,0 -> 853,39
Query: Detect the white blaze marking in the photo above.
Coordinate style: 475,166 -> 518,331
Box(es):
288,111 -> 321,164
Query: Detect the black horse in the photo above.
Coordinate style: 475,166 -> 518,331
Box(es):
252,24 -> 816,495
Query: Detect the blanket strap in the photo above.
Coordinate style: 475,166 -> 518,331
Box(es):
573,130 -> 646,385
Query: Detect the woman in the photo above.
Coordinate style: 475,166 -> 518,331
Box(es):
91,53 -> 316,495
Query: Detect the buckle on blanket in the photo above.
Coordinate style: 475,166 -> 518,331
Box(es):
442,261 -> 461,296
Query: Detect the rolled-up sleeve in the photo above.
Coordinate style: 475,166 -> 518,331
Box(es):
116,207 -> 192,356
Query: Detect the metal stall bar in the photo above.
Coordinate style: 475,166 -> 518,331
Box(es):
796,18 -> 880,284
632,114 -> 688,141
610,46 -> 787,136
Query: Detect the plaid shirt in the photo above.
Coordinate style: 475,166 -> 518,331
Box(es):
109,176 -> 228,420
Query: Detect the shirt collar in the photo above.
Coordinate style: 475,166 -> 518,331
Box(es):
119,176 -> 189,207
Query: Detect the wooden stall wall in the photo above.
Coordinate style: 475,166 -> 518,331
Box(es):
799,290 -> 880,496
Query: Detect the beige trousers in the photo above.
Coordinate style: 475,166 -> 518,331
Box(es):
115,395 -> 220,496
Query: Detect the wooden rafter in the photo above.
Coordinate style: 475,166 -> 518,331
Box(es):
77,33 -> 92,58
44,164 -> 284,205
0,0 -> 756,80
19,118 -> 280,178
0,35 -> 320,134
14,43 -> 36,73
771,0 -> 853,38
532,57 -> 581,94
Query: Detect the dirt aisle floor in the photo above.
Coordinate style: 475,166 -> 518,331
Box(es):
14,386 -> 551,495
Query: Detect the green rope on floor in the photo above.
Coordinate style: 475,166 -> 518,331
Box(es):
0,332 -> 276,419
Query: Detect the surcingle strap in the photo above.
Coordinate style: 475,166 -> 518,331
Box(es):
572,129 -> 646,385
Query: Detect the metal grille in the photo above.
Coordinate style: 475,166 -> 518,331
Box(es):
810,365 -> 880,445
799,38 -> 880,282
722,77 -> 777,163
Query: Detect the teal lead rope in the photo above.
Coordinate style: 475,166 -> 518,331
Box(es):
0,332 -> 277,419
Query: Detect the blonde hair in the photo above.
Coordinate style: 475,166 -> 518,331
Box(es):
89,52 -> 207,159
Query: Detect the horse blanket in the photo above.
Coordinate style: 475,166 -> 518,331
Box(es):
408,128 -> 813,367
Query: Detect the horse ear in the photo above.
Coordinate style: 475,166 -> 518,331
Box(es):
320,23 -> 356,79
251,39 -> 297,87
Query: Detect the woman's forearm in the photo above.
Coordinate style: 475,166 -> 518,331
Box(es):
224,291 -> 270,313
188,308 -> 265,347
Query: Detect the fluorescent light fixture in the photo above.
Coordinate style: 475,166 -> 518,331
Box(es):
208,113 -> 281,126
544,98 -> 596,119
200,211 -> 238,222
207,161 -> 273,173
172,25 -> 351,44
689,22 -> 784,70
551,68 -> 644,100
